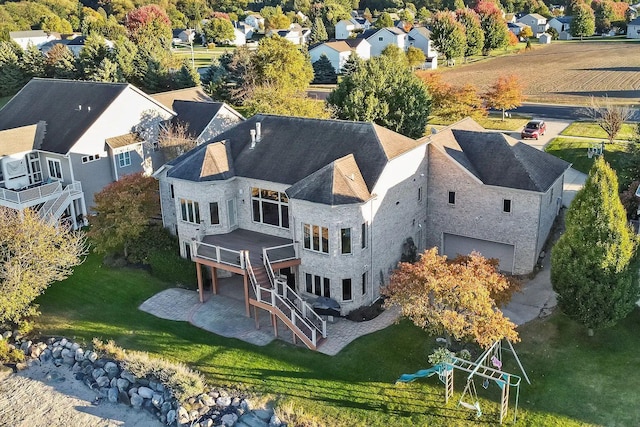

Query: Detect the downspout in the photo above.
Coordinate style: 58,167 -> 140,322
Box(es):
112,151 -> 119,182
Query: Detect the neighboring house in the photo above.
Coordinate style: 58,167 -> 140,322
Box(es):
244,14 -> 264,30
422,118 -> 569,275
407,26 -> 438,59
548,16 -> 572,33
539,33 -> 552,44
233,21 -> 254,39
356,27 -> 408,57
559,31 -> 572,40
172,29 -> 196,45
9,30 -> 59,50
309,39 -> 371,73
0,78 -> 175,228
335,18 -> 372,39
155,115 -> 568,350
267,24 -> 310,45
504,13 -> 517,23
627,17 -> 640,38
65,36 -> 114,56
40,39 -> 71,55
169,100 -> 244,145
230,28 -> 246,46
517,13 -> 548,37
508,22 -> 528,37
152,87 -> 214,109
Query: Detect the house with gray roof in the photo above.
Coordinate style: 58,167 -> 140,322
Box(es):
169,100 -> 244,145
156,115 -> 568,350
309,39 -> 371,73
423,118 -> 570,275
356,27 -> 408,56
10,30 -> 60,50
0,78 -> 174,228
517,13 -> 549,37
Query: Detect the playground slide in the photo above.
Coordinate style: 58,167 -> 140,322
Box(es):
396,365 -> 443,383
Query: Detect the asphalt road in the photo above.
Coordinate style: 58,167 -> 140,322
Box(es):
504,102 -> 640,121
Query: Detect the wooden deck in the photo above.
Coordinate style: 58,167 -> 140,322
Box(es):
201,228 -> 296,265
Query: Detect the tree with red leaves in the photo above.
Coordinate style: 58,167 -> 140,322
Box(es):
125,4 -> 172,48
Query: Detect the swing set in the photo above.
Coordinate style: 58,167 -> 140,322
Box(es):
396,339 -> 530,424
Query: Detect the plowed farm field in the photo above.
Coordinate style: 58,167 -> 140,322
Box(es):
436,41 -> 640,104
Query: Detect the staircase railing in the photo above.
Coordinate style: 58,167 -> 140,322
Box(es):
38,182 -> 83,225
245,251 -> 321,349
262,246 -> 327,339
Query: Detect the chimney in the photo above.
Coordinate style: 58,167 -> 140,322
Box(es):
255,122 -> 262,142
250,129 -> 256,149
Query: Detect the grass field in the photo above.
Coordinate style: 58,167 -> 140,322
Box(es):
561,121 -> 637,140
544,137 -> 628,173
172,45 -> 234,68
429,114 -> 530,131
32,251 -> 640,426
436,41 -> 640,104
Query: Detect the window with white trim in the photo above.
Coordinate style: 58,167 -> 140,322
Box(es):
27,153 -> 42,185
180,199 -> 200,223
305,273 -> 331,297
303,223 -> 329,254
117,151 -> 131,168
251,187 -> 289,228
47,158 -> 62,180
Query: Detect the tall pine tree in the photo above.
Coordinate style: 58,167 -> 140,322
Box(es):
551,156 -> 640,334
309,17 -> 328,44
312,54 -> 337,84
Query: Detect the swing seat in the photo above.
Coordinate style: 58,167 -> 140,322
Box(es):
459,401 -> 482,417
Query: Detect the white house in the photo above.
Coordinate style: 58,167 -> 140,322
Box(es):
66,36 -> 114,56
244,14 -> 264,30
0,78 -> 175,228
267,24 -> 310,45
508,22 -> 528,37
627,17 -> 640,38
155,116 -> 569,350
407,26 -> 437,59
517,13 -> 548,37
9,30 -> 60,50
309,39 -> 371,73
356,27 -> 407,57
548,16 -> 572,33
172,29 -> 196,45
233,21 -> 254,39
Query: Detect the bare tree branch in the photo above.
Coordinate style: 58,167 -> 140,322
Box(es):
158,122 -> 197,161
582,96 -> 632,144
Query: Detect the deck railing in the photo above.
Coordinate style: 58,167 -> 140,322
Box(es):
192,241 -> 246,268
0,181 -> 62,208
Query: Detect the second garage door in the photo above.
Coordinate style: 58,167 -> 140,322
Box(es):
443,233 -> 515,273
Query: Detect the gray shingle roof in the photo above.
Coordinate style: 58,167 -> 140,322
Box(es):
0,78 -> 128,154
167,115 -> 422,204
171,100 -> 226,138
430,124 -> 570,192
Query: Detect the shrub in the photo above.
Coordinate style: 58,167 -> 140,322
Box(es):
0,340 -> 25,364
427,347 -> 454,365
149,249 -> 197,287
207,42 -> 216,49
127,225 -> 178,265
92,338 -> 126,360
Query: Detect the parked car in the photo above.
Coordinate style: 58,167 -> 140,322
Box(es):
521,120 -> 546,140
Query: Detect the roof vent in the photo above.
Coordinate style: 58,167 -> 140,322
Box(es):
250,129 -> 256,149
77,104 -> 82,111
255,122 -> 262,142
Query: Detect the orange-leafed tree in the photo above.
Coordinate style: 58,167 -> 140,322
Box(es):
383,248 -> 520,349
89,173 -> 160,257
484,74 -> 524,121
420,73 -> 487,121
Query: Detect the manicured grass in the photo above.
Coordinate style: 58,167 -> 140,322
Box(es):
172,45 -> 235,68
544,137 -> 629,174
561,121 -> 637,141
429,113 -> 529,131
35,252 -> 639,426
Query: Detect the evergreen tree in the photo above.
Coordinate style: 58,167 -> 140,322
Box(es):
312,54 -> 337,84
0,42 -> 26,96
173,61 -> 201,89
309,17 -> 328,44
112,36 -> 137,81
91,58 -> 121,82
20,43 -> 46,79
141,58 -> 167,93
45,44 -> 78,80
551,157 -> 640,334
79,33 -> 110,80
340,51 -> 363,77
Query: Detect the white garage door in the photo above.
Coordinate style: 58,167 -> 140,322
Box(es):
443,233 -> 515,273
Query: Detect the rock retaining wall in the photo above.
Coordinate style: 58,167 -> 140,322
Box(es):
1,331 -> 283,427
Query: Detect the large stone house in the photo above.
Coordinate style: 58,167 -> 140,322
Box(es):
0,78 -> 175,228
156,116 -> 569,350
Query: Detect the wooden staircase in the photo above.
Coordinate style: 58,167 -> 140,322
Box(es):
244,252 -> 326,350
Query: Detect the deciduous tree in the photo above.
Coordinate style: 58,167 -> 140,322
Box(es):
570,2 -> 595,39
90,173 -> 161,258
456,8 -> 484,59
420,73 -> 486,121
406,46 -> 426,69
431,11 -> 466,65
383,248 -> 520,349
252,35 -> 314,94
0,207 -> 86,328
243,85 -> 333,118
45,44 -> 78,80
158,122 -> 197,161
475,1 -> 509,55
202,17 -> 235,45
582,95 -> 632,145
484,74 -> 523,121
328,55 -> 431,138
125,4 -> 172,49
519,25 -> 533,40
374,11 -> 394,28
551,157 -> 640,335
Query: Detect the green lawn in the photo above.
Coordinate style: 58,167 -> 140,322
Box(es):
561,122 -> 636,141
545,137 -> 629,174
34,252 -> 638,425
172,45 -> 234,68
429,114 -> 529,131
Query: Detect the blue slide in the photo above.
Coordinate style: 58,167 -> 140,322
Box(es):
396,365 -> 445,383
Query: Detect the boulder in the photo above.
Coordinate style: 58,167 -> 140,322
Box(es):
151,393 -> 164,409
116,378 -> 130,391
221,413 -> 238,426
177,406 -> 190,425
31,345 -> 43,359
91,368 -> 106,380
39,348 -> 52,363
137,386 -> 154,399
216,396 -> 232,408
70,342 -> 80,351
104,361 -> 119,379
128,387 -> 138,397
118,390 -> 131,406
96,375 -> 110,388
201,418 -> 214,427
200,395 -> 216,407
167,409 -> 177,425
130,393 -> 144,409
51,346 -> 62,359
74,348 -> 85,362
232,397 -> 241,407
120,370 -> 136,384
86,351 -> 98,363
108,387 -> 119,403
